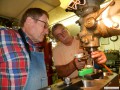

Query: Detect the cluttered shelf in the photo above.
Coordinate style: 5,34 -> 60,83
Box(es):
104,50 -> 120,73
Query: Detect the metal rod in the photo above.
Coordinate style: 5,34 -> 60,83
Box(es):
102,64 -> 113,74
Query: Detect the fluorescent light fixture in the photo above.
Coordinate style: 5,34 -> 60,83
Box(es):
60,15 -> 79,26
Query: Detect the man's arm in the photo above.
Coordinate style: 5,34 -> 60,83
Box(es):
55,60 -> 76,78
55,59 -> 86,78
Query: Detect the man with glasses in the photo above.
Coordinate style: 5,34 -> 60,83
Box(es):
0,8 -> 49,90
52,23 -> 107,79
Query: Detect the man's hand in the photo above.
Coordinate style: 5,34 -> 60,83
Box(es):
91,51 -> 107,64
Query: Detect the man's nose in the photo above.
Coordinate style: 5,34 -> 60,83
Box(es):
61,33 -> 66,37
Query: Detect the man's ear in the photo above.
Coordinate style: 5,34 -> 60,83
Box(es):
26,17 -> 33,24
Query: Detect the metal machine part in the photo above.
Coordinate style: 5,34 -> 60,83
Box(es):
77,0 -> 120,49
67,0 -> 120,49
63,77 -> 71,86
74,53 -> 84,62
74,53 -> 95,78
65,0 -> 120,78
66,0 -> 105,17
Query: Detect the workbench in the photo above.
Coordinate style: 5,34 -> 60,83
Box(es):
39,73 -> 119,90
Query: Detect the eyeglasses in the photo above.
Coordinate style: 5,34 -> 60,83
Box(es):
55,28 -> 68,39
32,18 -> 49,29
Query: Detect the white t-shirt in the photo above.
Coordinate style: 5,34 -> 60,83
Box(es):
52,37 -> 83,78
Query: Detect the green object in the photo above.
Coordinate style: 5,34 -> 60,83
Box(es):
78,68 -> 94,77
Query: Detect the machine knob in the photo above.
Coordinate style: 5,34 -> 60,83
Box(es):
84,17 -> 96,29
81,38 -> 89,44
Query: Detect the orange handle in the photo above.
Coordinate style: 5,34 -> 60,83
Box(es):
101,64 -> 113,73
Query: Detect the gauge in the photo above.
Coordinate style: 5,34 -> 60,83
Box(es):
110,36 -> 118,42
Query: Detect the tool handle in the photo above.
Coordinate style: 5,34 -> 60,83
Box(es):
102,64 -> 113,73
